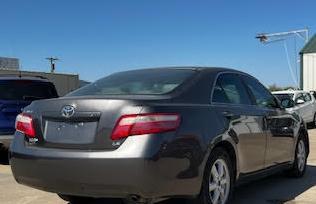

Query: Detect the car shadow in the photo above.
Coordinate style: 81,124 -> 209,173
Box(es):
307,123 -> 315,130
68,165 -> 316,204
0,146 -> 9,165
232,165 -> 316,204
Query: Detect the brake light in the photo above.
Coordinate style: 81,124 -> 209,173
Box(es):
111,113 -> 181,140
15,113 -> 36,138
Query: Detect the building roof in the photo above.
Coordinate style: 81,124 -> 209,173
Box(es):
0,75 -> 50,82
301,34 -> 316,54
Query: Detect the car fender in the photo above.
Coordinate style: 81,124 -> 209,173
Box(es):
200,132 -> 240,184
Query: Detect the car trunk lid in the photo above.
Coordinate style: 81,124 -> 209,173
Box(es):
27,97 -> 143,150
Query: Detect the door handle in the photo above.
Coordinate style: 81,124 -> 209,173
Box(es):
222,111 -> 235,118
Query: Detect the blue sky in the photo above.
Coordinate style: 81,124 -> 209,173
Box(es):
0,0 -> 315,86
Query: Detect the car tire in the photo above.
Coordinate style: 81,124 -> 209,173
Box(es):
57,194 -> 96,204
0,144 -> 9,164
313,113 -> 316,128
288,135 -> 307,178
195,147 -> 234,204
0,143 -> 8,152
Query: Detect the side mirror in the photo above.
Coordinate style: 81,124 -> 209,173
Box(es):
280,98 -> 295,108
296,99 -> 305,105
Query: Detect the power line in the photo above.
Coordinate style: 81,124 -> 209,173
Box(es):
256,29 -> 309,44
255,28 -> 309,88
283,40 -> 298,86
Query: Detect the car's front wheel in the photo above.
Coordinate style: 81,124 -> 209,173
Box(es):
288,136 -> 307,177
197,147 -> 234,204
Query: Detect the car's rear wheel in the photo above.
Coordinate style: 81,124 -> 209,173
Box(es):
288,136 -> 307,177
0,144 -> 9,164
196,147 -> 233,204
313,113 -> 316,127
0,143 -> 8,152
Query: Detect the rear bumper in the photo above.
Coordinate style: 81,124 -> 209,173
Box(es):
10,132 -> 203,199
11,153 -> 155,198
0,134 -> 14,148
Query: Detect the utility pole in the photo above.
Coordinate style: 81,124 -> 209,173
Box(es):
255,29 -> 309,89
46,57 -> 59,73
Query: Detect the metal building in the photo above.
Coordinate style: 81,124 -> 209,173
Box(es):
0,57 -> 19,70
300,34 -> 316,91
0,69 -> 80,96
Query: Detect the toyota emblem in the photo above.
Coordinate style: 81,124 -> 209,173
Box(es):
61,105 -> 76,118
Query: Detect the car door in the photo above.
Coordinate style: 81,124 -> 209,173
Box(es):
294,93 -> 309,122
212,73 -> 267,173
303,92 -> 315,123
241,76 -> 295,166
309,92 -> 316,122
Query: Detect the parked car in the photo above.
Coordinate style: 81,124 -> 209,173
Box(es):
0,76 -> 58,151
273,90 -> 316,126
10,68 -> 309,204
310,90 -> 316,101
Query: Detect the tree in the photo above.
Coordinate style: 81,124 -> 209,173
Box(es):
268,83 -> 296,92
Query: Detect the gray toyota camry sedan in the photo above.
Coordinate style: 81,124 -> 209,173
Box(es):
10,67 -> 309,204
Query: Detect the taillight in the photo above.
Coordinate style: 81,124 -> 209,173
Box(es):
15,113 -> 36,138
111,113 -> 181,140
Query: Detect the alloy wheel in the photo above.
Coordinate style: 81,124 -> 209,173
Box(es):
297,140 -> 306,172
209,159 -> 231,204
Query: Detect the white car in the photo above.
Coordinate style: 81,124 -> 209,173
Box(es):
273,90 -> 316,125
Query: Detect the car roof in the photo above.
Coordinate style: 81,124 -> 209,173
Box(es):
272,90 -> 307,94
115,66 -> 253,77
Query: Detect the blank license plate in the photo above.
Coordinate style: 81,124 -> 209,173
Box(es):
44,121 -> 98,144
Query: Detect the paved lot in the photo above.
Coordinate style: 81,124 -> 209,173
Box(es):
1,130 -> 316,204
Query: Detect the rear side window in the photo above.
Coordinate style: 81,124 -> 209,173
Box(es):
0,80 -> 58,101
242,76 -> 278,108
212,73 -> 251,105
69,69 -> 195,96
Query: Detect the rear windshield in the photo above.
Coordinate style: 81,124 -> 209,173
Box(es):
273,93 -> 294,101
0,80 -> 58,101
69,69 -> 196,96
